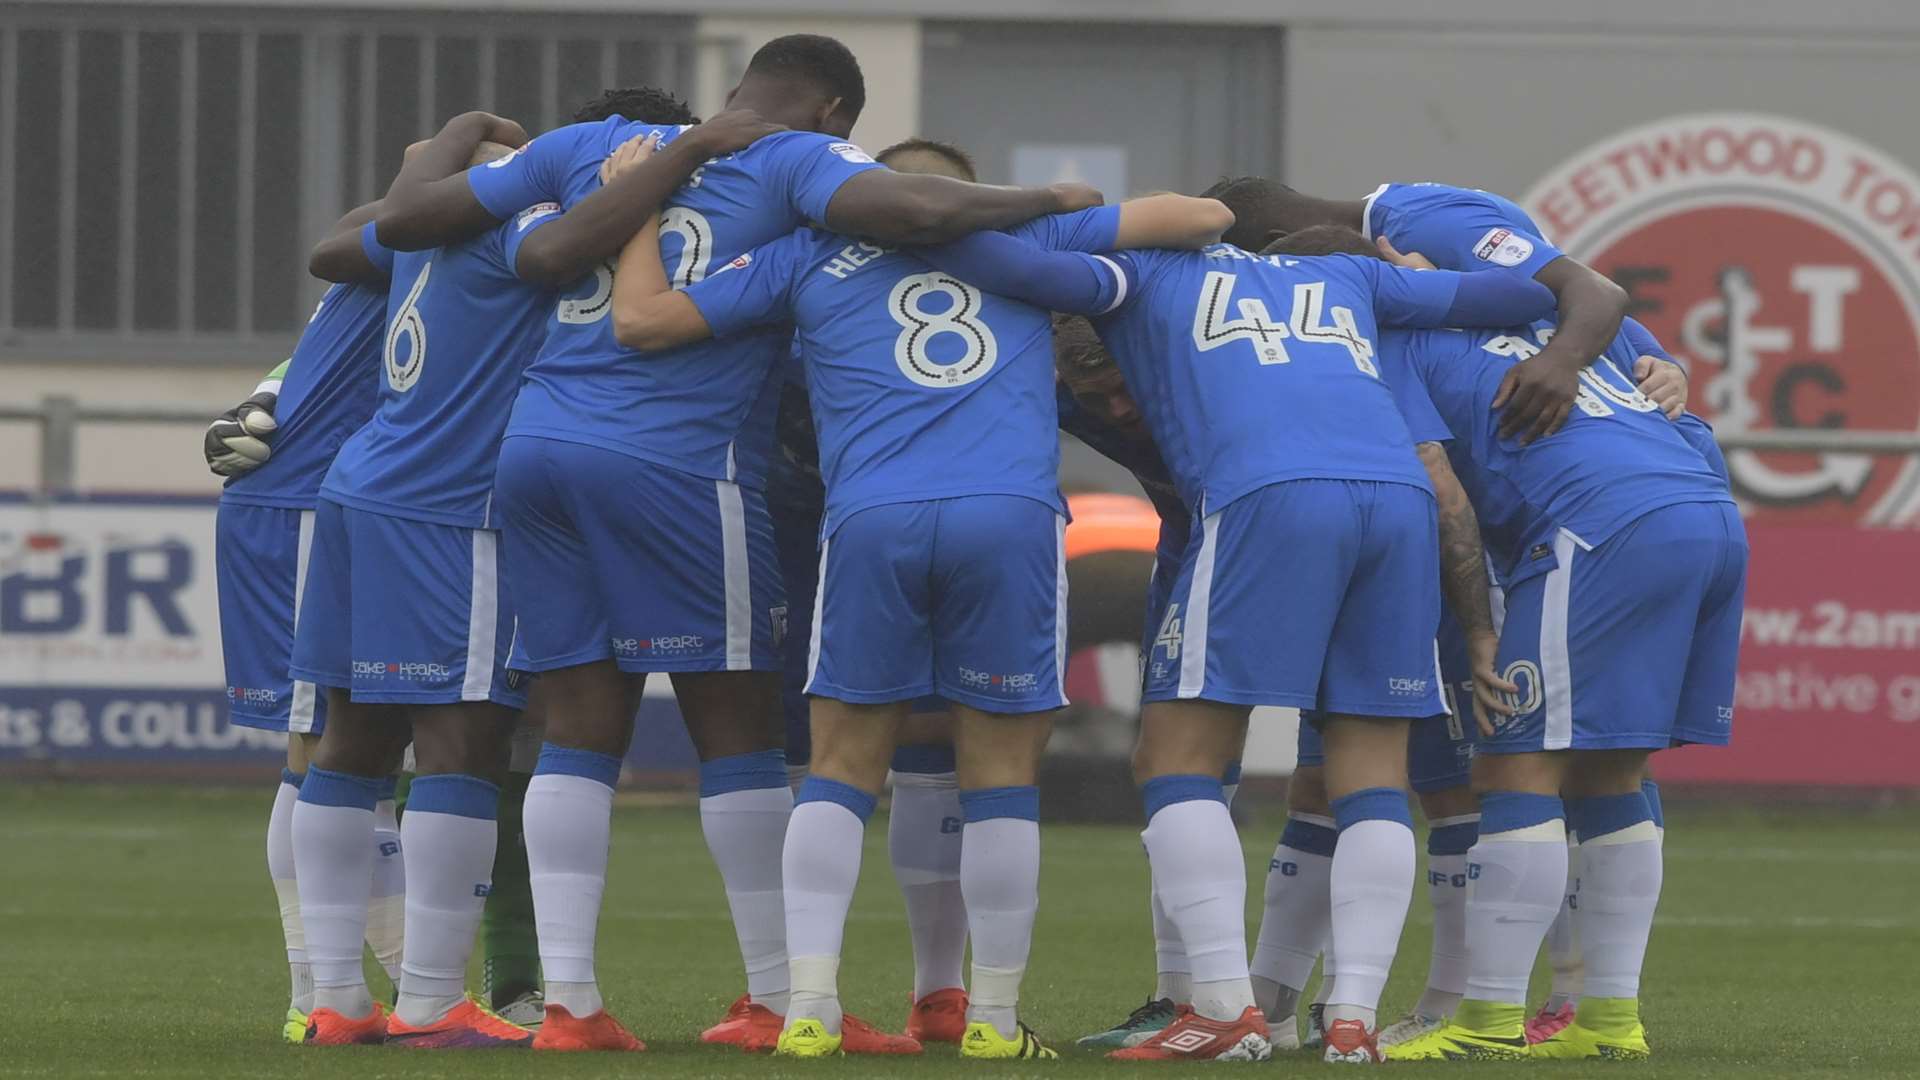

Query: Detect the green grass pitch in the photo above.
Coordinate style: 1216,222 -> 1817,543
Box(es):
5,782 -> 1917,1077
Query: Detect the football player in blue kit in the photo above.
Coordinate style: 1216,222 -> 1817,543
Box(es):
286,92 -> 720,1049
207,205 -> 404,1043
1296,246 -> 1741,1062
371,35 -> 1101,1052
756,137 -> 997,1051
1209,180 -> 1694,1051
606,143 -> 1231,1057
912,221 -> 1576,1063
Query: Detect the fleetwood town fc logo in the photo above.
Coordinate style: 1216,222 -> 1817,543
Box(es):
1523,113 -> 1920,524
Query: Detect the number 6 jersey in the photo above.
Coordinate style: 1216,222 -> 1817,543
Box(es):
683,207 -> 1124,536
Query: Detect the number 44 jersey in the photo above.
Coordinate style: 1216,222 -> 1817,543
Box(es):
683,207 -> 1125,535
1091,245 -> 1540,516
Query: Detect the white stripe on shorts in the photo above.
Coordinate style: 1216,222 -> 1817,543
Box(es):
1054,514 -> 1070,706
717,480 -> 751,671
1177,509 -> 1222,699
804,537 -> 829,692
288,510 -> 318,734
1540,529 -> 1578,751
461,529 -> 499,702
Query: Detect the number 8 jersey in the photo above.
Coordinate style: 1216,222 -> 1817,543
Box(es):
683,207 -> 1124,535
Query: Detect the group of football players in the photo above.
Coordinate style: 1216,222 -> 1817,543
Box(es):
206,30 -> 1743,1065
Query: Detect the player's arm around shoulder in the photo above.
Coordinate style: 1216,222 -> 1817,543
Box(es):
824,167 -> 1105,247
1417,440 -> 1517,735
1113,194 -> 1235,250
609,205 -> 711,355
376,111 -> 530,251
308,201 -> 389,285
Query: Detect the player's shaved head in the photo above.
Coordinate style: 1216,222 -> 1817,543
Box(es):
877,138 -> 977,182
732,33 -> 865,138
1262,224 -> 1379,259
572,86 -> 698,126
1202,176 -> 1357,252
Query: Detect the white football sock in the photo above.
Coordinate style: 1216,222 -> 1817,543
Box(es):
784,780 -> 875,1035
394,774 -> 499,1027
268,773 -> 312,1013
1250,813 -> 1336,1021
888,769 -> 968,1001
1141,781 -> 1251,1022
1465,795 -> 1569,1006
1326,789 -> 1417,1030
1545,836 -> 1584,1011
366,796 -> 406,985
1149,883 -> 1193,1004
959,788 -> 1041,1039
1570,803 -> 1662,1002
526,747 -> 620,1018
293,768 -> 382,1018
1417,814 -> 1478,1019
700,760 -> 794,1015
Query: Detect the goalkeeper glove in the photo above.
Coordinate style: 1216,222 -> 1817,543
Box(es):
205,368 -> 284,477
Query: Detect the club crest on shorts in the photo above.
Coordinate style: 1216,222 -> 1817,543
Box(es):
1524,112 -> 1920,525
769,604 -> 789,650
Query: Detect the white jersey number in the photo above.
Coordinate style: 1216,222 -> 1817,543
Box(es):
557,260 -> 615,326
661,207 -> 715,287
1192,272 -> 1375,375
1482,329 -> 1657,418
887,272 -> 999,389
384,261 -> 432,393
554,207 -> 715,329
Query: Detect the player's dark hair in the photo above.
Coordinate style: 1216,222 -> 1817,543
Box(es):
1261,224 -> 1380,259
1053,314 -> 1114,379
571,86 -> 698,125
745,34 -> 866,118
876,137 -> 977,182
1201,175 -> 1344,251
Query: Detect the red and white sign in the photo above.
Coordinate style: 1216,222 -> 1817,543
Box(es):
1524,112 -> 1920,525
1656,526 -> 1920,787
1527,114 -> 1920,785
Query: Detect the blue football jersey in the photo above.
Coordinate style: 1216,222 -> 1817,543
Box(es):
321,204 -> 560,529
1362,182 -> 1562,278
1378,320 -> 1734,585
1089,245 -> 1519,515
464,118 -> 883,488
686,209 -> 1121,534
222,224 -> 392,510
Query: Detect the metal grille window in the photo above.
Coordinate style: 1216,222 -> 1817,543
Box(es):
0,6 -> 698,364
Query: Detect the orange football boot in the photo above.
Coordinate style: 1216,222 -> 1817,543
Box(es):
302,1003 -> 390,1046
531,1004 -> 645,1052
1107,1005 -> 1272,1062
1322,1017 -> 1384,1064
841,1013 -> 923,1055
905,988 -> 969,1044
701,994 -> 783,1048
386,996 -> 533,1049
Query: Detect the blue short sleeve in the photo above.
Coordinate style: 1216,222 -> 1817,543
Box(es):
685,232 -> 808,339
1377,340 -> 1454,444
465,124 -> 598,220
360,221 -> 395,276
1379,192 -> 1564,279
762,133 -> 887,224
1620,316 -> 1675,363
500,202 -> 564,283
